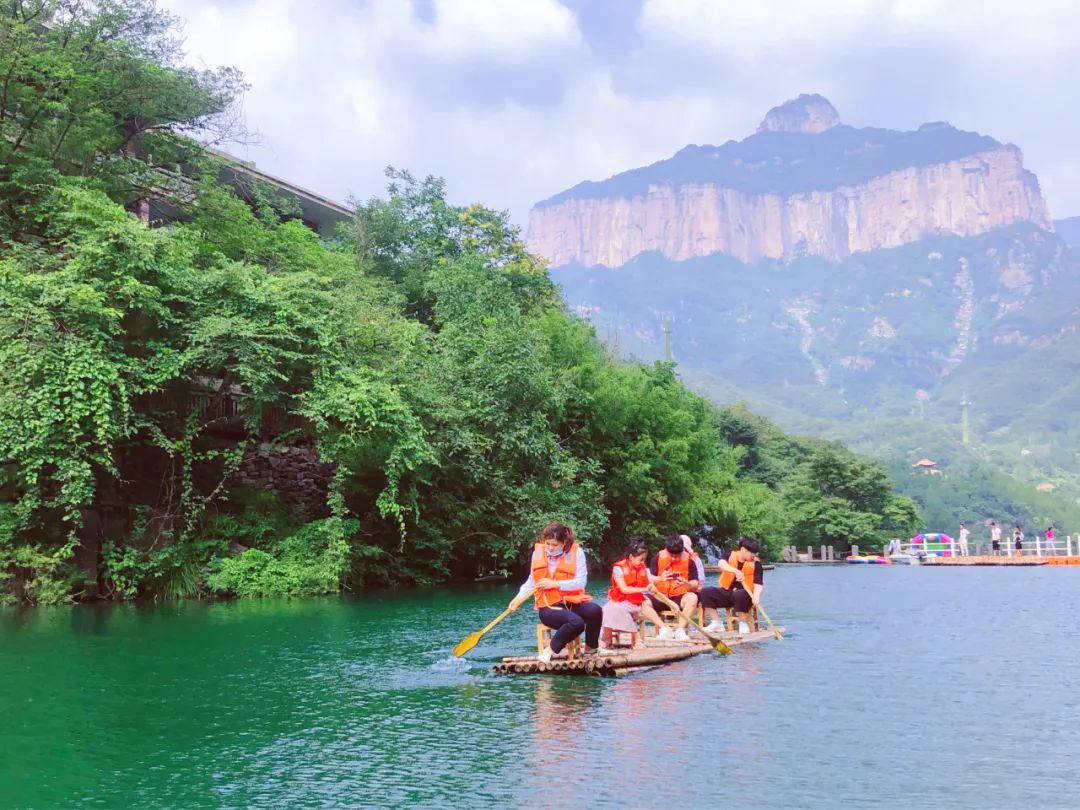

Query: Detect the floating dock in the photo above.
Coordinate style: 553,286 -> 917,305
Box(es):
494,628 -> 783,677
924,555 -> 1080,566
927,555 -> 1043,566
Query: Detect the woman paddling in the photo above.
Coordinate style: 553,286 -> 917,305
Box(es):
600,538 -> 666,650
508,521 -> 602,664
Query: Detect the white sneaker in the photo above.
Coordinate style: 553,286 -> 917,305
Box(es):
657,625 -> 675,640
537,646 -> 553,664
703,621 -> 725,633
738,621 -> 750,634
673,627 -> 690,642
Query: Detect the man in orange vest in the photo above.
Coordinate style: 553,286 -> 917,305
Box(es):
648,534 -> 704,641
508,520 -> 602,663
699,537 -> 763,634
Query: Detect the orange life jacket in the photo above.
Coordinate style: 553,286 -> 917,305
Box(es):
608,557 -> 649,604
531,542 -> 591,609
718,551 -> 757,592
655,549 -> 700,597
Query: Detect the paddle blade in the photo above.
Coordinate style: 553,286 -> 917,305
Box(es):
689,622 -> 733,655
453,606 -> 515,657
712,638 -> 734,655
453,633 -> 481,657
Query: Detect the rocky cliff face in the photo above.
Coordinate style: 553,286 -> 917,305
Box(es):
757,93 -> 841,134
528,96 -> 1052,267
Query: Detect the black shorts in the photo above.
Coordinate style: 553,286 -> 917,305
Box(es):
699,585 -> 753,612
648,592 -> 695,612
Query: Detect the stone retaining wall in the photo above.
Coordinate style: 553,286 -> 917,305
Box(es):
232,444 -> 336,518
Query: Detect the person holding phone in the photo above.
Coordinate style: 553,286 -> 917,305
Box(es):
648,534 -> 704,641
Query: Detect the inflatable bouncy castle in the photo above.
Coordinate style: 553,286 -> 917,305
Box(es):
909,532 -> 955,557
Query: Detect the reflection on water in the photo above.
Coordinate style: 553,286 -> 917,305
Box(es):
527,677 -> 595,796
3,570 -> 1080,808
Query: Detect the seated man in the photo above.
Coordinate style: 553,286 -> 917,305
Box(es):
648,534 -> 704,641
699,537 -> 763,634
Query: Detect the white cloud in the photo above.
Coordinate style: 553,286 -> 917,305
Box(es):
162,0 -> 593,218
631,0 -> 1080,216
639,0 -> 878,65
161,0 -> 1080,227
421,0 -> 583,61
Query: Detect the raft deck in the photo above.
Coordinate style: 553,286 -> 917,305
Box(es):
494,627 -> 784,677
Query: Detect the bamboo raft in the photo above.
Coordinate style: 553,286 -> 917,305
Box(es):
494,628 -> 784,677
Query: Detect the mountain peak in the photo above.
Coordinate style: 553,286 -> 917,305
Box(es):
529,98 -> 1050,267
757,94 -> 841,134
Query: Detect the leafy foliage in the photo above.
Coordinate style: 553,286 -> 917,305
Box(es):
555,214 -> 1080,536
206,518 -> 352,598
540,120 -> 999,204
716,406 -> 921,554
0,0 -> 919,603
0,0 -> 246,239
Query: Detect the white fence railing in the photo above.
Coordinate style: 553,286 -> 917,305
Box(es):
897,535 -> 1078,558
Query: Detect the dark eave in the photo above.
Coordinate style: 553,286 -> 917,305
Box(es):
208,148 -> 353,237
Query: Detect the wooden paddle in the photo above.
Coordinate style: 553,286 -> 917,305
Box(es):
453,604 -> 516,657
729,565 -> 783,641
651,590 -> 733,655
755,601 -> 784,641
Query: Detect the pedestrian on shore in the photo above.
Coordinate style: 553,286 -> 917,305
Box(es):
990,521 -> 1002,556
1013,525 -> 1024,556
1045,524 -> 1056,554
958,522 -> 970,557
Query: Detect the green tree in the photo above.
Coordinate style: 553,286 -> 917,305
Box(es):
0,0 -> 246,239
0,0 -> 921,603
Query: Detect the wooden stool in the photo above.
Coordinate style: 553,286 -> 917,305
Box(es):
607,629 -> 635,648
724,606 -> 759,632
642,606 -> 705,637
536,624 -> 580,660
604,630 -> 635,652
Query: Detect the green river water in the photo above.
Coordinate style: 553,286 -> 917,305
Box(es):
3,566 -> 1080,808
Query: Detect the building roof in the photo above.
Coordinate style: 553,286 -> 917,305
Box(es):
912,458 -> 938,467
208,148 -> 353,237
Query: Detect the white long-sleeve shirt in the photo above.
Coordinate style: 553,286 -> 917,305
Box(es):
516,546 -> 588,602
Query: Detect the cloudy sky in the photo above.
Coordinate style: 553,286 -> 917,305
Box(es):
163,0 -> 1080,228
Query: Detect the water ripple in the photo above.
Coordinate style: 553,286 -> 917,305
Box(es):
4,571 -> 1080,807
